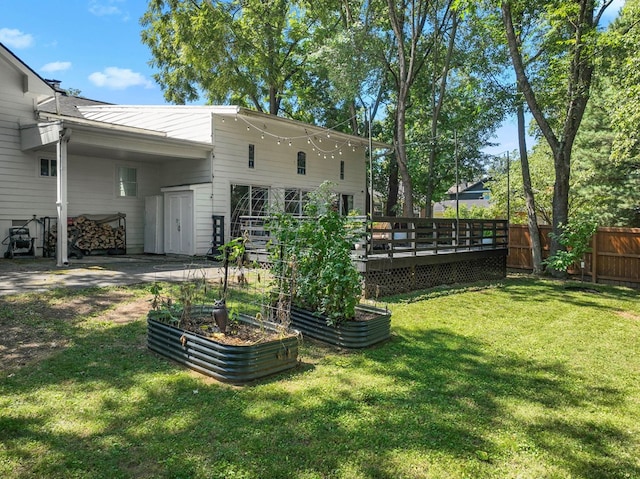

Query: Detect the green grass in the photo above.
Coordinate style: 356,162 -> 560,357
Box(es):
1,277 -> 639,478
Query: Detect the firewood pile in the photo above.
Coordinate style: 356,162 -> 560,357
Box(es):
45,214 -> 126,254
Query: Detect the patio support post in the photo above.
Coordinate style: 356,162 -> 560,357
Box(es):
56,127 -> 71,266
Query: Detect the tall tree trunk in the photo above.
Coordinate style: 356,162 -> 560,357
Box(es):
501,0 -> 600,277
394,97 -> 414,216
517,100 -> 543,274
425,13 -> 457,219
386,154 -> 400,216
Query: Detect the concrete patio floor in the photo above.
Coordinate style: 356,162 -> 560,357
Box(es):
0,254 -> 225,296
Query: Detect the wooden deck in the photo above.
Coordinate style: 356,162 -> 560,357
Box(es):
241,215 -> 509,297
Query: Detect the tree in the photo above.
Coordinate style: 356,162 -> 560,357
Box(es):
382,0 -> 457,216
501,0 -> 613,276
141,0 -> 330,116
406,4 -> 509,215
604,0 -> 640,163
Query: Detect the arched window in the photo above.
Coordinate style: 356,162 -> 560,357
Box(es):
297,151 -> 306,175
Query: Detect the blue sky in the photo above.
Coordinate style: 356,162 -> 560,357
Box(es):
0,0 -> 626,155
1,0 -> 164,105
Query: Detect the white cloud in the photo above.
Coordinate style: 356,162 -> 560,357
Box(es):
41,61 -> 72,73
88,0 -> 126,18
0,28 -> 34,49
88,67 -> 154,90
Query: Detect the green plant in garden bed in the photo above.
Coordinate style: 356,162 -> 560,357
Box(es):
267,181 -> 366,325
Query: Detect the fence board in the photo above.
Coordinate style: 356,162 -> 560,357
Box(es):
508,225 -> 640,286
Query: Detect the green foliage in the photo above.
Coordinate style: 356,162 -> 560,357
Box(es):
267,181 -> 364,324
441,203 -> 499,220
148,282 -> 182,324
141,0 -> 329,116
148,268 -> 215,325
489,85 -> 639,228
544,220 -> 597,273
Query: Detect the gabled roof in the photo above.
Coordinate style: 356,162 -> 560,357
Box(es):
446,178 -> 490,195
0,42 -> 54,102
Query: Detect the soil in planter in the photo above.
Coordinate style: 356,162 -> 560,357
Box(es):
175,314 -> 294,346
350,309 -> 384,322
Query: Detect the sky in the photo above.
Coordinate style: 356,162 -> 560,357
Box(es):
0,0 -> 627,156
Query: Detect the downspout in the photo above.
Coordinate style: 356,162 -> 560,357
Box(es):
56,127 -> 71,266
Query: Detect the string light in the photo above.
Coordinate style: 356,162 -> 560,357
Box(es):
231,113 -> 369,156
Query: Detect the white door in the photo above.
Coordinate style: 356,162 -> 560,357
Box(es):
164,191 -> 194,255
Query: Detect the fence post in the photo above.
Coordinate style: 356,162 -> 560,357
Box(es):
592,230 -> 598,284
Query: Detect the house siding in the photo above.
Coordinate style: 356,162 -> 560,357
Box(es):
0,54 -> 51,242
211,115 -> 366,238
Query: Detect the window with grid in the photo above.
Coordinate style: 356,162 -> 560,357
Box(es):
340,160 -> 345,180
284,189 -> 309,216
117,167 -> 137,197
40,158 -> 57,177
230,184 -> 270,238
297,151 -> 306,175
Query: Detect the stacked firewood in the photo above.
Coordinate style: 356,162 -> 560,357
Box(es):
46,215 -> 125,253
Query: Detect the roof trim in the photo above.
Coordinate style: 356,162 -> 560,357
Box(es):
30,114 -> 213,153
0,42 -> 54,101
76,104 -> 392,150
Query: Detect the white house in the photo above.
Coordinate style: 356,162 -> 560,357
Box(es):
1,42 -> 384,263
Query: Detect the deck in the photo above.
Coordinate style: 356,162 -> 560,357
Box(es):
240,215 -> 509,298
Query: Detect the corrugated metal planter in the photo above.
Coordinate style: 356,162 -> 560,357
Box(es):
147,312 -> 300,384
291,304 -> 391,348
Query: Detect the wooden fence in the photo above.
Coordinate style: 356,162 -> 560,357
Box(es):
508,225 -> 640,287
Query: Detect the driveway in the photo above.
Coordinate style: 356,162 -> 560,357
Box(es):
0,254 -> 225,296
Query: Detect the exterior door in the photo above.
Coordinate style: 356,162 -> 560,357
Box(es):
164,191 -> 194,255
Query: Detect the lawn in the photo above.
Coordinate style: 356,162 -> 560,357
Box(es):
0,276 -> 639,478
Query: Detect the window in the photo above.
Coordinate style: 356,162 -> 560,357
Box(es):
340,160 -> 345,180
297,151 -> 306,175
340,194 -> 354,215
40,158 -> 57,177
248,144 -> 255,169
285,189 -> 309,216
117,167 -> 137,197
230,184 -> 269,238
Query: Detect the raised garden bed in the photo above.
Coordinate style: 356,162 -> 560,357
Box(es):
147,312 -> 300,384
290,304 -> 391,348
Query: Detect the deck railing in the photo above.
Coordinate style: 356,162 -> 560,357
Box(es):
368,217 -> 509,257
238,215 -> 509,259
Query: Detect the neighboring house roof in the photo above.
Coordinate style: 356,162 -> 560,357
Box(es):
0,42 -> 53,102
432,178 -> 492,215
447,178 -> 490,200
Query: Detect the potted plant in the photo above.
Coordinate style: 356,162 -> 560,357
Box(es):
267,181 -> 391,348
146,237 -> 300,384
